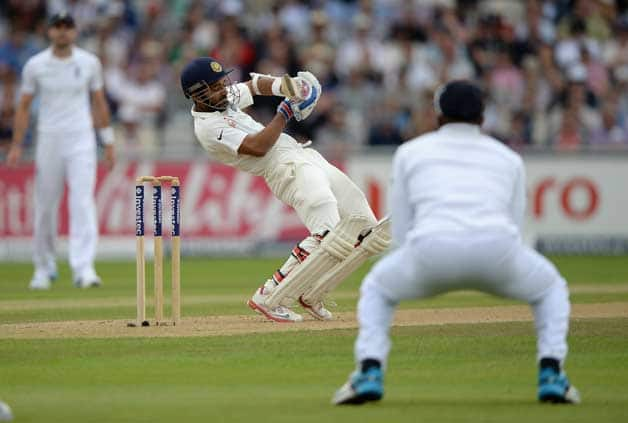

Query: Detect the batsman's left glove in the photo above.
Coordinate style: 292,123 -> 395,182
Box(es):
287,71 -> 322,121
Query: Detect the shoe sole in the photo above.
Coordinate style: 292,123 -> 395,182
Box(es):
539,393 -> 569,403
336,391 -> 382,405
539,385 -> 579,404
74,282 -> 102,288
29,285 -> 51,291
246,299 -> 299,323
298,296 -> 332,321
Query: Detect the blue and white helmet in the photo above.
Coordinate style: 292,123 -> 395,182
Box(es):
180,57 -> 238,111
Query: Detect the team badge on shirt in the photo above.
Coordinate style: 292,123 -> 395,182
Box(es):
210,61 -> 222,72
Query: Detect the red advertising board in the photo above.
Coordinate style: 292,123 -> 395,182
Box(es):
0,161 -> 308,241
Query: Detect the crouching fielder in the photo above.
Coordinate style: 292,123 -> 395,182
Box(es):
332,81 -> 579,406
181,57 -> 379,323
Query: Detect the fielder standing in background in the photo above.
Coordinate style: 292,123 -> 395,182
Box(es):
5,12 -> 115,290
181,57 -> 378,323
332,81 -> 580,405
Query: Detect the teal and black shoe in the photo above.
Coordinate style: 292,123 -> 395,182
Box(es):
538,367 -> 580,404
332,367 -> 384,405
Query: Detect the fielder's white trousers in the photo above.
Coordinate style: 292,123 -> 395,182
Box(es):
355,231 -> 570,368
33,130 -> 98,278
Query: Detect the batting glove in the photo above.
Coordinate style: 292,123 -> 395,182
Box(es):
277,99 -> 294,122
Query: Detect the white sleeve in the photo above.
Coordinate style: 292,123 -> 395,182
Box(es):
21,59 -> 37,94
195,117 -> 247,155
90,57 -> 104,91
511,159 -> 526,231
230,83 -> 254,110
390,147 -> 412,246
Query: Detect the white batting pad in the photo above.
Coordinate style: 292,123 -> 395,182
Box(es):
265,215 -> 374,308
301,216 -> 391,305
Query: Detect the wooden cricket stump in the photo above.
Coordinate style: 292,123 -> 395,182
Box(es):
129,176 -> 181,327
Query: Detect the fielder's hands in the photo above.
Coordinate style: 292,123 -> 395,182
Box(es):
5,145 -> 23,167
103,145 -> 115,170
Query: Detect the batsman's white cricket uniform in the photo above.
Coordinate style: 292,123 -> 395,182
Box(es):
21,47 -> 102,279
356,123 -> 571,366
190,84 -> 375,233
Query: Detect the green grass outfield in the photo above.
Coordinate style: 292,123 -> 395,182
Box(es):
1,256 -> 628,422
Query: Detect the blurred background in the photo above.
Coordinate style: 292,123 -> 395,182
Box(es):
1,0 -> 627,260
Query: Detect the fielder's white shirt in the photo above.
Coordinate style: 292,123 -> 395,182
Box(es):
21,46 -> 103,134
390,123 -> 525,245
191,83 -> 309,179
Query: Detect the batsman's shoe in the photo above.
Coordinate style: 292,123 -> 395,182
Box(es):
247,282 -> 303,323
332,368 -> 384,405
298,296 -> 333,320
29,271 -> 51,290
73,268 -> 102,288
538,368 -> 581,404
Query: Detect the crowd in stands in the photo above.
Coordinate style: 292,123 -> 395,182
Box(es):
1,0 -> 628,160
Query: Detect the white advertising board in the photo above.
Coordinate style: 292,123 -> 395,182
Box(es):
346,153 -> 628,254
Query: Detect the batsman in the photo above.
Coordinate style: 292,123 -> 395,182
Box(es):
180,57 -> 390,323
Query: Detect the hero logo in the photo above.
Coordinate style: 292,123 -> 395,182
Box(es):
533,177 -> 599,220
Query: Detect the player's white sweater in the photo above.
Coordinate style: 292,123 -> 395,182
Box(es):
21,46 -> 103,134
390,123 -> 525,246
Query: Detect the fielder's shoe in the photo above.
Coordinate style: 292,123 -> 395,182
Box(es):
46,260 -> 58,282
298,296 -> 333,320
332,367 -> 384,405
247,280 -> 303,323
73,268 -> 102,288
0,400 -> 14,422
538,367 -> 580,404
29,270 -> 52,290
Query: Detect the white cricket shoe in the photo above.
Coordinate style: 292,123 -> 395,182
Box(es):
298,296 -> 333,320
247,280 -> 303,323
0,400 -> 13,422
73,267 -> 102,288
29,270 -> 51,290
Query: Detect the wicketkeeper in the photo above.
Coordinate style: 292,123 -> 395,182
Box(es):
180,57 -> 390,323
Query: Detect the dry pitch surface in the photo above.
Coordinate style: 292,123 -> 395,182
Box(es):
2,301 -> 626,339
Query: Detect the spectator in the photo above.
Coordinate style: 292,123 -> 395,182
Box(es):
556,0 -> 612,42
0,30 -> 41,73
314,105 -> 355,160
603,17 -> 628,77
335,13 -> 386,82
554,17 -> 601,70
581,46 -> 609,97
548,78 -> 602,151
0,0 -> 627,158
209,15 -> 256,82
590,97 -> 628,146
109,57 -> 166,154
